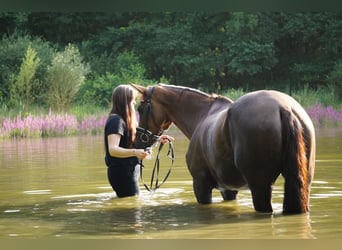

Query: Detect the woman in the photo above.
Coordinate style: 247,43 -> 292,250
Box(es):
104,84 -> 173,198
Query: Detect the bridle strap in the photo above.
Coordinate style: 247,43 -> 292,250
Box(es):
141,86 -> 154,129
141,86 -> 163,136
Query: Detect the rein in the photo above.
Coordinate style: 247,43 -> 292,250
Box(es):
139,137 -> 175,192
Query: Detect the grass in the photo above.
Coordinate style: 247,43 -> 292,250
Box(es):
222,84 -> 341,109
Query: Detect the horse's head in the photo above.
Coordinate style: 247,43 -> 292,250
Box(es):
131,83 -> 173,149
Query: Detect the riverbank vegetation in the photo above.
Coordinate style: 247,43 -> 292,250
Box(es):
0,12 -> 341,138
1,87 -> 341,139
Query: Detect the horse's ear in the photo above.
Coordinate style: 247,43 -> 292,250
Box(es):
130,83 -> 147,94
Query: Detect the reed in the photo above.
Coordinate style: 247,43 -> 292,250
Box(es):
0,110 -> 107,139
306,104 -> 342,128
1,103 -> 341,139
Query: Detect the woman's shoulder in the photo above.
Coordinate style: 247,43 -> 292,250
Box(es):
108,114 -> 122,122
106,114 -> 126,127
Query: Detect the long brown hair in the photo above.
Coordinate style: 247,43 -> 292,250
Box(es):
109,85 -> 137,148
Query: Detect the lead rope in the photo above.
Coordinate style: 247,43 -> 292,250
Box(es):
139,139 -> 175,192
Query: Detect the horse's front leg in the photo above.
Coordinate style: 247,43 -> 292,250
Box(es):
192,169 -> 215,204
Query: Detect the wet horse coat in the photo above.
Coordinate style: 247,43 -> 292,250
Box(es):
132,84 -> 315,214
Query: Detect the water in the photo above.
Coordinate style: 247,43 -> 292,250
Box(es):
0,127 -> 341,239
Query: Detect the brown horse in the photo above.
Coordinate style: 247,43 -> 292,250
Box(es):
132,83 -> 316,214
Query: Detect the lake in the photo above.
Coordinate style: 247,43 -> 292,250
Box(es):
0,127 -> 341,239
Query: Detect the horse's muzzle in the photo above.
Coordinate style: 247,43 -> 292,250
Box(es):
135,127 -> 159,149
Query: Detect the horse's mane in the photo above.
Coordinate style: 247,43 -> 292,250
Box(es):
158,83 -> 209,98
158,83 -> 233,103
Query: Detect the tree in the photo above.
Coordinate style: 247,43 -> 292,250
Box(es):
1,12 -> 342,100
77,50 -> 147,107
46,44 -> 89,111
0,32 -> 55,104
327,61 -> 342,99
273,12 -> 342,89
26,12 -> 120,45
10,44 -> 40,109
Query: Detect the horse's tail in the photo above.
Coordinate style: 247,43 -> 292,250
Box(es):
280,108 -> 309,214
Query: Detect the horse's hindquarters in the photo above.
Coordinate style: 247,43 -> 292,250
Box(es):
228,90 -> 315,213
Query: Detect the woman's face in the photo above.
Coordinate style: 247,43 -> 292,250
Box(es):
130,95 -> 137,111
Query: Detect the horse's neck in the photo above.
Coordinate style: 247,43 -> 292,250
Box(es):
168,101 -> 210,138
160,87 -> 227,138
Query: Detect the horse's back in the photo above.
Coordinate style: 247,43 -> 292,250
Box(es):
229,90 -> 314,137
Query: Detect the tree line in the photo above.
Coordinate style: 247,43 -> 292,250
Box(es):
0,12 -> 341,110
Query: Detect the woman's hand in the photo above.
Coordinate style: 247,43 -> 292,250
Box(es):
133,149 -> 150,160
159,135 -> 174,144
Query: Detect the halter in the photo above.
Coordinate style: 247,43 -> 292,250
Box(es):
135,86 -> 175,192
139,86 -> 164,135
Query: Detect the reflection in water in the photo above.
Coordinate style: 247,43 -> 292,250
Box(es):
33,187 -> 315,239
270,213 -> 315,239
0,128 -> 342,238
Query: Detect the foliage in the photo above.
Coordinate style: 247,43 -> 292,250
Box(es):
0,12 -> 342,110
26,12 -> 121,45
115,51 -> 146,82
275,13 -> 341,88
220,88 -> 245,101
0,12 -> 28,35
77,51 -> 148,107
69,104 -> 107,121
46,44 -> 90,111
290,84 -> 340,108
223,84 -> 341,109
77,73 -> 121,108
9,44 -> 40,110
327,61 -> 342,99
78,12 -> 342,92
0,31 -> 56,104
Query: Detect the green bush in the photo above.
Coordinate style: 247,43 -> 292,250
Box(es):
9,44 -> 40,110
115,51 -> 146,83
77,51 -> 149,107
77,73 -> 122,107
46,44 -> 90,111
0,31 -> 55,104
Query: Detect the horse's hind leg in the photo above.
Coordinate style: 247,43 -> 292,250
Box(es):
221,189 -> 238,201
250,185 -> 273,213
192,173 -> 214,204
